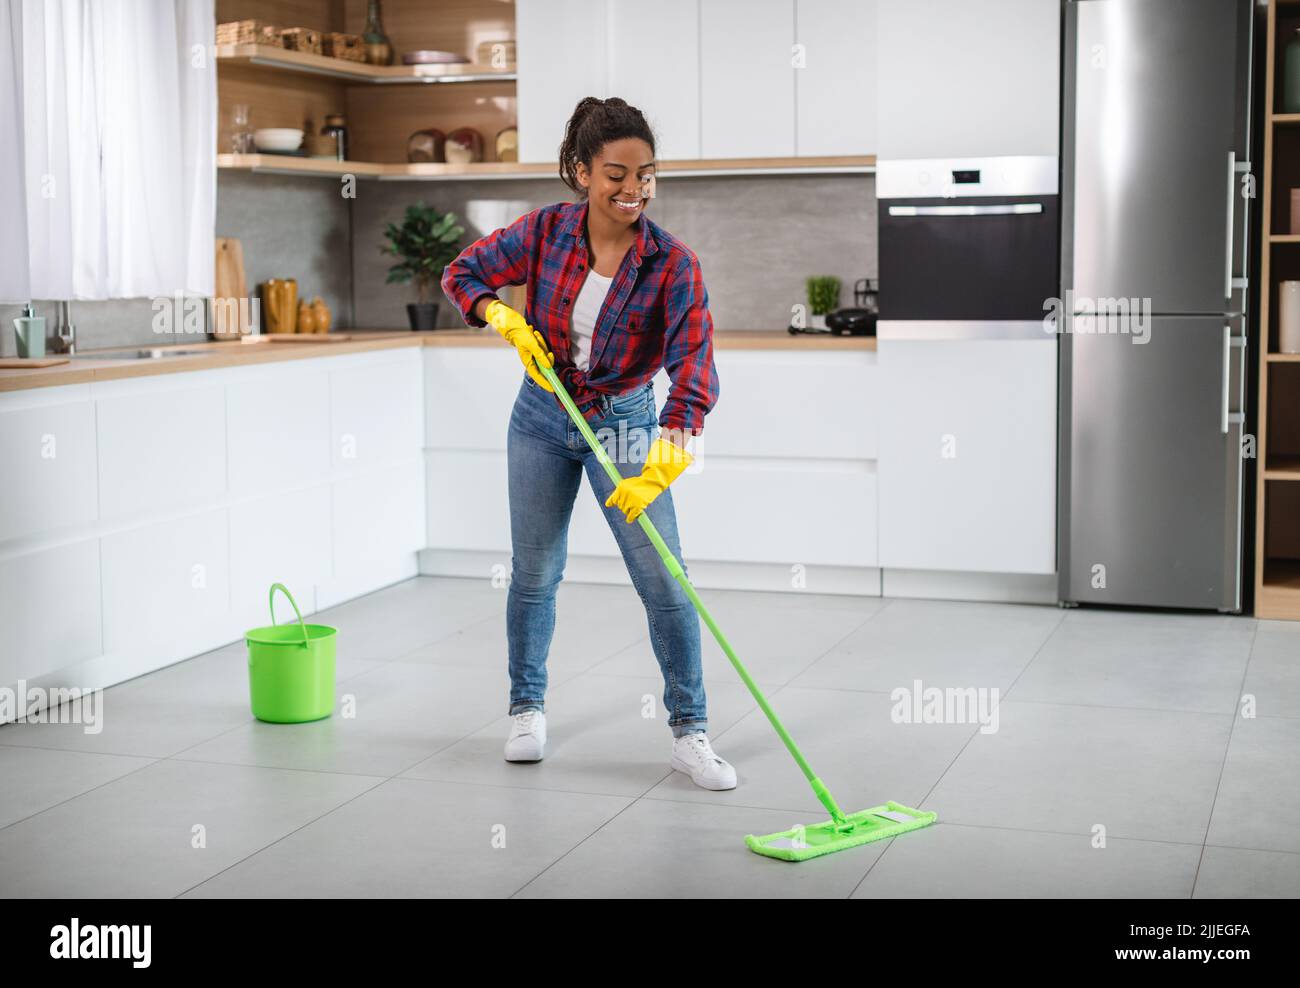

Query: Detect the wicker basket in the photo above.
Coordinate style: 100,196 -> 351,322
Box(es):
281,28 -> 322,55
322,32 -> 366,62
217,20 -> 283,48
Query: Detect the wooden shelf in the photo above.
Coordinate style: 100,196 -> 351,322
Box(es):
1266,351 -> 1300,361
216,43 -> 515,85
1270,234 -> 1300,241
1265,454 -> 1300,479
217,153 -> 878,181
1259,560 -> 1300,619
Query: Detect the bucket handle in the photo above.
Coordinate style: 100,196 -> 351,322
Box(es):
269,583 -> 310,648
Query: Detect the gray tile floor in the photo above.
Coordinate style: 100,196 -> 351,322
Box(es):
1,576 -> 1296,898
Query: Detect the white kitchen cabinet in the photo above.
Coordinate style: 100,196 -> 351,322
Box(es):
422,346 -> 520,451
878,337 -> 1057,574
100,507 -> 232,658
0,392 -> 98,543
875,0 -> 1060,160
516,0 -> 609,163
329,350 -> 423,473
796,0 -> 877,156
229,485 -> 333,631
0,539 -> 101,686
226,367 -> 331,498
608,0 -> 702,160
695,349 -> 878,459
330,457 -> 426,597
96,379 -> 227,522
700,0 -> 797,158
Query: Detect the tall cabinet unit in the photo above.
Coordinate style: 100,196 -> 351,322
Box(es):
1256,0 -> 1300,619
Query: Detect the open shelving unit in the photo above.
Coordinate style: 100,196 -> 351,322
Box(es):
1255,0 -> 1300,618
214,0 -> 876,183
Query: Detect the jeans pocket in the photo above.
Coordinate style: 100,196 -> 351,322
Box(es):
607,384 -> 651,417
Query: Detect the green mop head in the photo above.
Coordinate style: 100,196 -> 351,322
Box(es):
745,801 -> 937,862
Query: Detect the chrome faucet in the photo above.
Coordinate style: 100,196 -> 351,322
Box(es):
54,300 -> 76,354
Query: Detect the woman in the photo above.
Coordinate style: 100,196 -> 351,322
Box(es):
440,96 -> 734,791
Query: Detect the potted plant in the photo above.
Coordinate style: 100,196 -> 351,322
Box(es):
381,202 -> 465,330
806,276 -> 841,331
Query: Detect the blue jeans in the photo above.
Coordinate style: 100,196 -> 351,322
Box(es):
505,372 -> 707,739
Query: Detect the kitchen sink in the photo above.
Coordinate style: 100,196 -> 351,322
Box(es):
71,348 -> 216,360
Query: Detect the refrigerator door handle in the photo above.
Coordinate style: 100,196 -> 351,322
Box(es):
1224,151 -> 1235,301
1222,323 -> 1247,434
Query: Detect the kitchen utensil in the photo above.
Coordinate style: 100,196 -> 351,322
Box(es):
532,346 -> 937,861
230,103 -> 253,154
296,300 -> 317,334
245,583 -> 336,724
311,297 -> 332,333
402,50 -> 469,64
445,128 -> 483,164
0,357 -> 69,368
262,279 -> 298,333
406,128 -> 446,163
321,115 -> 347,160
253,128 -> 304,152
1280,281 -> 1300,353
496,126 -> 519,163
213,238 -> 250,340
12,302 -> 45,358
304,134 -> 338,158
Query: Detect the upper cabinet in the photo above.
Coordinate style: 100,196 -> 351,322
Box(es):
875,0 -> 1060,160
608,0 -> 702,161
796,0 -> 878,157
516,0 -> 610,164
517,0 -> 877,163
700,0 -> 796,158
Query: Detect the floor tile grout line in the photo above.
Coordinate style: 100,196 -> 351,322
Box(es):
846,607 -> 1068,899
171,775 -> 393,899
0,757 -> 164,835
507,797 -> 646,899
1190,620 -> 1260,898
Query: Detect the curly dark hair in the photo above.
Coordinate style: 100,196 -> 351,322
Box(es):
558,96 -> 657,198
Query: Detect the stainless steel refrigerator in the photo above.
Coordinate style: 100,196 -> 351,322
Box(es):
1059,0 -> 1253,611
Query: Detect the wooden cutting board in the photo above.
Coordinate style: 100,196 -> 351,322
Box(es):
264,333 -> 359,342
213,237 -> 249,339
0,356 -> 71,368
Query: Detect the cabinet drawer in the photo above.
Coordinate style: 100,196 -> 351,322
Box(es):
0,399 -> 97,542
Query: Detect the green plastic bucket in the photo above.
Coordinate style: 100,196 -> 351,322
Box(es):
245,583 -> 337,723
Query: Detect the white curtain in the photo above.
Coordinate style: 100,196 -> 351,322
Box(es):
0,0 -> 215,302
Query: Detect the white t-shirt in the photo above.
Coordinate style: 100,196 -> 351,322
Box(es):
570,269 -> 613,372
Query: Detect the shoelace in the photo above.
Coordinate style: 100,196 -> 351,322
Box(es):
683,734 -> 722,765
513,711 -> 541,736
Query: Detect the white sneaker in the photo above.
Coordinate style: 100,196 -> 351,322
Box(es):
671,733 -> 737,790
505,710 -> 546,762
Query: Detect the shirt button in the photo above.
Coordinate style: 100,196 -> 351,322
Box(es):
562,298 -> 570,305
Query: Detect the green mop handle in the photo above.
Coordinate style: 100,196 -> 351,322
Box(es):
536,360 -> 849,827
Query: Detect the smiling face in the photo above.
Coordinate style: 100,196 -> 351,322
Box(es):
576,137 -> 656,232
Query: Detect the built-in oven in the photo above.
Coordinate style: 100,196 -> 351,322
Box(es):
877,156 -> 1060,321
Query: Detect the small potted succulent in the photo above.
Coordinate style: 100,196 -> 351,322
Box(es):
806,276 -> 841,331
381,202 -> 464,330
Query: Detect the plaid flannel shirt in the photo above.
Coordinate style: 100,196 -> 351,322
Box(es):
440,199 -> 720,436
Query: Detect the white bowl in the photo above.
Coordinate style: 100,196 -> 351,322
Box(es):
253,128 -> 304,152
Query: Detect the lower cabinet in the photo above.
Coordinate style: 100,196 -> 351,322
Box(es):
0,346 -> 429,723
878,335 -> 1057,574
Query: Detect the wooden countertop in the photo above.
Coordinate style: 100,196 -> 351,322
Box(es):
0,329 -> 876,393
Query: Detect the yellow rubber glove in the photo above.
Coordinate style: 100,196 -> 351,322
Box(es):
485,299 -> 554,392
604,436 -> 693,524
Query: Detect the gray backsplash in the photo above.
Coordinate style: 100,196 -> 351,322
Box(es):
3,171 -> 875,354
351,172 -> 877,330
